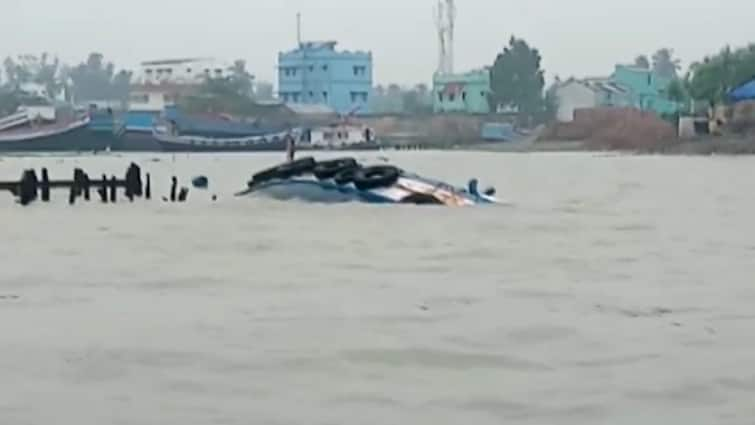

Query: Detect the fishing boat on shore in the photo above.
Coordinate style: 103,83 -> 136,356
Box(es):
0,98 -> 117,152
237,157 -> 500,206
149,105 -> 380,152
153,127 -> 301,152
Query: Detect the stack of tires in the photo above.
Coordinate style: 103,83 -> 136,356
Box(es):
249,157 -> 401,192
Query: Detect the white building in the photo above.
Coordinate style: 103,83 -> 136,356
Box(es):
129,58 -> 233,112
309,123 -> 374,148
554,78 -> 629,122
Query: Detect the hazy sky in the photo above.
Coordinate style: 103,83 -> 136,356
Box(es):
2,0 -> 754,86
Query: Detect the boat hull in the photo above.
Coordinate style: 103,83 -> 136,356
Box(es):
112,131 -> 163,152
157,138 -> 289,152
0,121 -> 112,152
246,176 -> 499,206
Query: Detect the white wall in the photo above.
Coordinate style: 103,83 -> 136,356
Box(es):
128,91 -> 175,112
134,59 -> 230,86
555,82 -> 599,122
310,125 -> 370,147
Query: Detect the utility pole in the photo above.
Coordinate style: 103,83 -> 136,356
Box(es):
296,13 -> 302,47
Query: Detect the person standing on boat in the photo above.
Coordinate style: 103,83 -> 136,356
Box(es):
285,133 -> 296,162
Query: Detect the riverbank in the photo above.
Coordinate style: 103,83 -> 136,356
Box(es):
457,136 -> 755,155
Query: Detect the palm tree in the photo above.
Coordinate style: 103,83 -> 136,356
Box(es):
652,49 -> 682,79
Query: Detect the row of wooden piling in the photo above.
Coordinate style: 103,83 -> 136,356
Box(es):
0,162 -> 189,206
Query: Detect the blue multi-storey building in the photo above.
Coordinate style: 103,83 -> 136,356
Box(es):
278,41 -> 372,115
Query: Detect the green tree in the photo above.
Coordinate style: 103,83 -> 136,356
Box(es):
634,55 -> 650,69
66,53 -> 131,103
2,53 -> 65,98
180,74 -> 257,115
687,44 -> 755,102
230,59 -> 254,98
33,53 -> 62,98
402,84 -> 433,115
652,48 -> 681,79
3,56 -> 33,88
255,81 -> 275,101
490,36 -> 546,117
0,91 -> 20,115
666,78 -> 688,103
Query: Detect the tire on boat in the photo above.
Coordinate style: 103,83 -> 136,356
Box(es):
252,157 -> 317,183
333,166 -> 362,185
352,165 -> 400,191
313,157 -> 359,180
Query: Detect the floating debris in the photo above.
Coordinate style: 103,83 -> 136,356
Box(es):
191,176 -> 209,189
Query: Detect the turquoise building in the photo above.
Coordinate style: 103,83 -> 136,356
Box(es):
278,41 -> 373,115
611,65 -> 679,115
433,69 -> 492,114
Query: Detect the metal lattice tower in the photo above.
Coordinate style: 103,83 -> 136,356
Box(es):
435,0 -> 456,75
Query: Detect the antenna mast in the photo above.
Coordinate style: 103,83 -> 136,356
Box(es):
447,0 -> 455,74
435,0 -> 456,75
297,12 -> 302,46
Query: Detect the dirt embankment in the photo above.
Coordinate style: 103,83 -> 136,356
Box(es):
540,108 -> 677,151
358,114 -> 506,147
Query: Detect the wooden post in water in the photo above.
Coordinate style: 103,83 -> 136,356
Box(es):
145,173 -> 151,200
170,177 -> 177,202
109,176 -> 117,202
98,174 -> 108,203
40,168 -> 50,202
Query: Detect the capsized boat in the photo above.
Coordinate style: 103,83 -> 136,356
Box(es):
236,157 -> 501,206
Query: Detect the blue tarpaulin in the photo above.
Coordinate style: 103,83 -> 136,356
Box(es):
729,79 -> 755,102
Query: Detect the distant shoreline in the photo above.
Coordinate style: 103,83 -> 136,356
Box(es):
454,138 -> 755,156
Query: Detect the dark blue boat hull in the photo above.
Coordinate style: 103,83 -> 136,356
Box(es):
157,138 -> 288,152
111,131 -> 163,152
0,125 -> 114,152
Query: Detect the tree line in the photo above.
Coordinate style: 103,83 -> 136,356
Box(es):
635,45 -> 755,105
0,52 -> 269,116
2,53 -> 132,104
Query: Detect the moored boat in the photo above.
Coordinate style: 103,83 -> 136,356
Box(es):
0,101 -> 117,152
153,127 -> 300,152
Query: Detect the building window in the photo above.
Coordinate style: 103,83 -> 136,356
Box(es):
308,65 -> 314,72
462,91 -> 467,101
309,91 -> 314,99
438,93 -> 443,102
145,68 -> 153,75
351,92 -> 368,103
449,93 -> 456,102
322,65 -> 328,72
186,68 -> 192,74
292,93 -> 300,103
322,91 -> 328,102
353,66 -> 366,76
129,94 -> 149,104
